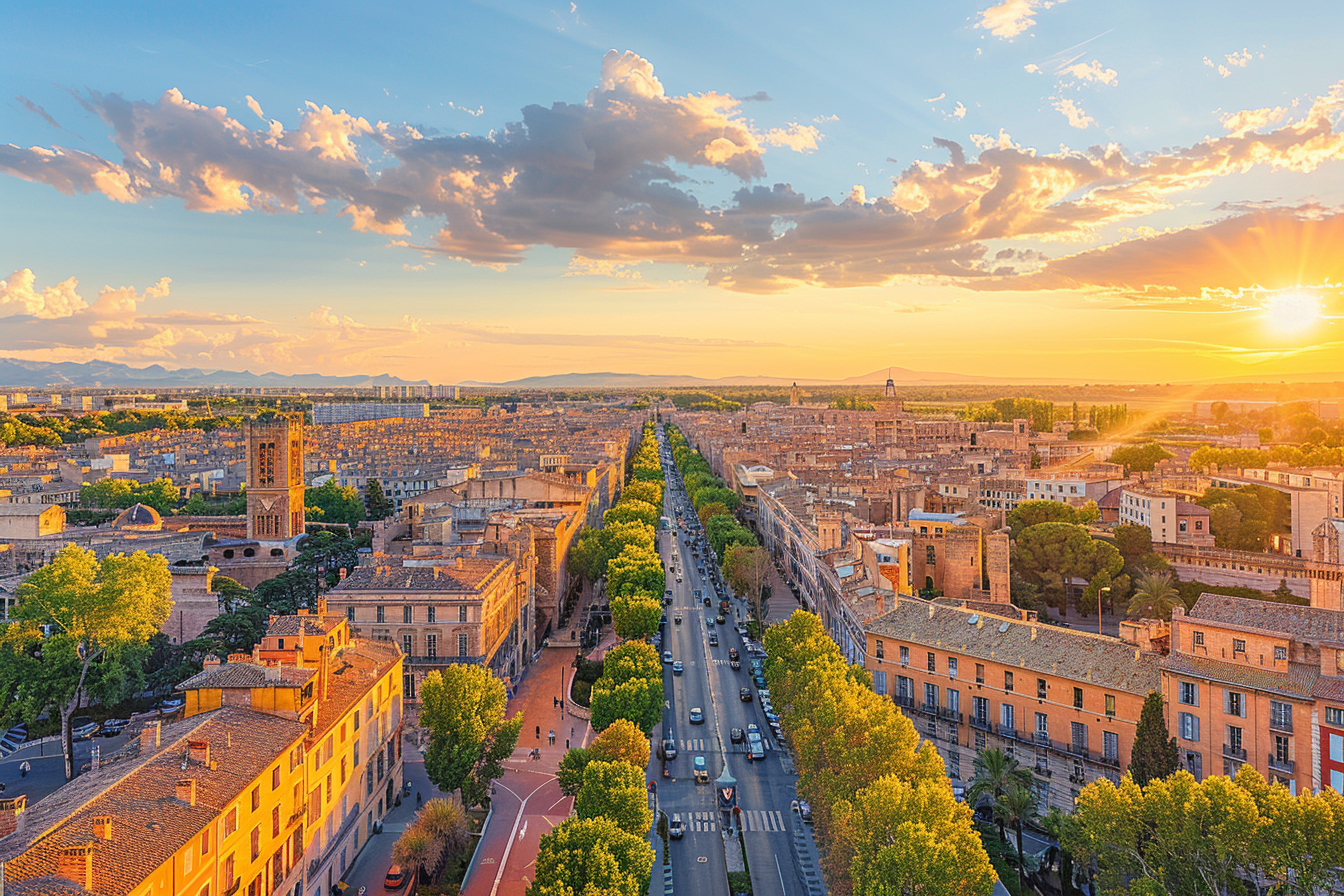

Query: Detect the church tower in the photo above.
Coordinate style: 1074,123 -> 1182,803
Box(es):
244,412 -> 307,541
789,382 -> 801,407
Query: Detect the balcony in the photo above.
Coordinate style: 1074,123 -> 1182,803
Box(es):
921,701 -> 940,716
1269,716 -> 1293,735
970,716 -> 991,732
1069,772 -> 1087,785
937,707 -> 964,724
1033,763 -> 1052,778
1222,743 -> 1247,761
995,724 -> 1021,741
1097,752 -> 1121,768
892,694 -> 916,711
1032,730 -> 1050,745
1268,753 -> 1295,775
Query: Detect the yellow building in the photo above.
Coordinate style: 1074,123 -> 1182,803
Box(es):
0,609 -> 404,896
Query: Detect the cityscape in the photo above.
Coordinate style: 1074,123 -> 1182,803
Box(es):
2,1 -> 1344,896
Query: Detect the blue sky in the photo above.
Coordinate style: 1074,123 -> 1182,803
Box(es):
3,0 -> 1343,383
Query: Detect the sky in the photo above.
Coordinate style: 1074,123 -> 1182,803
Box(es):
2,0 -> 1344,385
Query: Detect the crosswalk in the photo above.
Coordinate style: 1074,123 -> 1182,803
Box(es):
689,811 -> 717,832
680,738 -> 709,751
741,809 -> 788,833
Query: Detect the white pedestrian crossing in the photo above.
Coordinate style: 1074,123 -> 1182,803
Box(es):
741,809 -> 788,832
681,738 -> 707,751
691,811 -> 717,832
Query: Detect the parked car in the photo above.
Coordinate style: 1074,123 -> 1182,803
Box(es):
730,727 -> 744,744
798,801 -> 813,823
72,721 -> 100,740
669,814 -> 685,839
385,863 -> 408,890
663,650 -> 674,664
739,688 -> 753,702
689,707 -> 704,724
746,723 -> 760,737
100,718 -> 129,737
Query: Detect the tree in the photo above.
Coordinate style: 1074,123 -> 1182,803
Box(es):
418,797 -> 470,863
605,545 -> 664,598
365,478 -> 393,521
556,747 -> 593,797
1112,524 -> 1154,567
592,717 -> 652,768
620,480 -> 662,508
420,665 -> 523,807
1108,442 -> 1174,473
723,544 -> 771,626
610,592 -> 662,641
182,494 -> 209,515
1128,691 -> 1178,786
1007,500 -> 1084,538
993,783 -> 1036,893
590,641 -> 663,734
697,501 -> 730,527
603,499 -> 659,530
392,828 -> 435,886
966,748 -> 1033,846
529,816 -> 654,896
305,479 -> 366,526
834,773 -> 996,896
574,759 -> 652,835
0,545 -> 172,780
1013,523 -> 1121,606
1127,571 -> 1181,620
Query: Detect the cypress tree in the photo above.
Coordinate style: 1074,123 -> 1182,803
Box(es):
366,478 -> 392,520
1128,690 -> 1178,786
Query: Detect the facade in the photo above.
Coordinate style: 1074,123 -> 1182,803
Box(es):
865,598 -> 1159,812
0,504 -> 65,539
312,403 -> 430,425
244,414 -> 307,542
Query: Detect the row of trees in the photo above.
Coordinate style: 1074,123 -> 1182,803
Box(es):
762,611 -> 996,895
1190,443 -> 1344,470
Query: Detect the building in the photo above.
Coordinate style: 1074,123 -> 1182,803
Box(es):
312,403 -> 430,425
1163,593 -> 1344,794
326,558 -> 527,696
0,504 -> 65,539
1119,487 -> 1214,546
244,413 -> 307,542
865,598 -> 1160,812
163,565 -> 222,645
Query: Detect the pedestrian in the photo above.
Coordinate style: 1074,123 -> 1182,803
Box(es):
565,739 -> 570,749
552,696 -> 557,708
535,724 -> 541,740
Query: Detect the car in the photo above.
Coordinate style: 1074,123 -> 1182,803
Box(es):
385,863 -> 408,890
730,727 -> 745,744
693,756 -> 708,783
748,739 -> 765,762
705,616 -> 715,628
739,688 -> 753,702
798,801 -> 813,823
689,707 -> 704,724
765,710 -> 781,725
663,736 -> 678,759
72,721 -> 100,740
693,589 -> 701,599
716,615 -> 726,625
753,675 -> 767,689
99,718 -> 129,737
672,661 -> 684,675
746,723 -> 760,737
156,697 -> 185,714
669,814 -> 685,839
676,575 -> 683,583
758,689 -> 771,702
660,614 -> 668,627
729,658 -> 741,670
674,613 -> 682,625
728,647 -> 740,661
707,632 -> 719,647
703,597 -> 712,607
663,651 -> 673,664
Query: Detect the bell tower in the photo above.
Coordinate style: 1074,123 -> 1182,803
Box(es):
244,412 -> 307,541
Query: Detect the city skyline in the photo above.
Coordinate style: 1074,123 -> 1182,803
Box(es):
3,0 -> 1343,384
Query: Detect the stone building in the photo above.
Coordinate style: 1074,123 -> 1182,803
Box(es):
244,413 -> 307,541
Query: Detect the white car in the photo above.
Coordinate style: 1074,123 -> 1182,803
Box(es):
663,651 -> 673,664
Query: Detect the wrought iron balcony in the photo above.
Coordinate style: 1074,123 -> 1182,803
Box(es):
1268,753 -> 1295,774
1222,743 -> 1247,761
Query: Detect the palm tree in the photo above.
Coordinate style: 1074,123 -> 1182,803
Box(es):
392,828 -> 433,886
1127,571 -> 1181,620
994,783 -> 1037,893
966,747 -> 1033,844
419,797 -> 470,872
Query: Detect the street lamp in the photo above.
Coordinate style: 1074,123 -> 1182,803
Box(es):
1098,587 -> 1111,636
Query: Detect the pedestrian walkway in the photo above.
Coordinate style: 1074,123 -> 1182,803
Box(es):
688,811 -> 717,832
741,809 -> 787,832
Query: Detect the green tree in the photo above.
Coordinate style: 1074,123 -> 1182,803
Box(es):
1127,571 -> 1182,620
182,494 -> 209,515
610,592 -> 662,640
365,478 -> 393,521
697,501 -> 730,527
556,747 -> 593,797
590,717 -> 652,768
589,641 -> 663,734
966,748 -> 1033,845
1112,524 -> 1154,568
418,797 -> 470,866
305,479 -> 366,526
0,545 -> 172,780
603,499 -> 659,530
620,480 -> 662,508
722,543 -> 771,625
391,828 -> 436,887
1013,523 -> 1121,605
574,759 -> 652,835
606,545 -> 665,598
1107,442 -> 1174,473
529,816 -> 654,896
1128,691 -> 1178,787
1007,500 -> 1084,537
994,783 -> 1037,893
420,665 -> 524,807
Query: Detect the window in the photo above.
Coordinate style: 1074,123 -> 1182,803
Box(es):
1227,725 -> 1243,752
341,756 -> 347,784
1103,731 -> 1119,761
1178,712 -> 1200,742
874,639 -> 884,660
975,663 -> 985,684
459,605 -> 468,623
271,766 -> 280,790
427,634 -> 438,659
1179,681 -> 1199,706
1274,645 -> 1287,661
1327,707 -> 1344,727
1225,690 -> 1246,718
346,606 -> 355,622
271,806 -> 280,838
354,709 -> 361,730
899,645 -> 910,665
1001,703 -> 1015,731
1070,721 -> 1088,752
972,696 -> 989,724
250,827 -> 260,861
926,545 -> 936,565
326,774 -> 332,802
223,855 -> 235,891
1233,638 -> 1246,654
1073,687 -> 1084,709
250,786 -> 260,812
402,634 -> 413,656
201,829 -> 211,855
872,670 -> 887,695
1035,712 -> 1048,737
948,657 -> 958,678
427,606 -> 435,624
1274,735 -> 1290,765
223,806 -> 239,836
1192,630 -> 1204,646
376,606 -> 385,624
924,682 -> 939,708
947,689 -> 959,713
1037,678 -> 1047,699
403,605 -> 412,624
927,652 -> 936,673
897,675 -> 913,699
1105,694 -> 1116,718
1004,671 -> 1014,692
457,633 -> 468,657
1270,700 -> 1292,731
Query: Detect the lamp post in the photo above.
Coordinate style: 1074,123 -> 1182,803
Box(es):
1098,586 -> 1111,636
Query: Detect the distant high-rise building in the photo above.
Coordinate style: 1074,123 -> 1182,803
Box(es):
244,412 -> 306,540
312,402 -> 429,424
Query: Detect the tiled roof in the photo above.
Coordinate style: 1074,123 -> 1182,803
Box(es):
331,559 -> 506,594
866,600 -> 1160,695
266,614 -> 342,636
310,638 -> 403,742
1187,593 -> 1344,644
1161,652 -> 1319,699
175,662 -> 314,692
0,707 -> 308,896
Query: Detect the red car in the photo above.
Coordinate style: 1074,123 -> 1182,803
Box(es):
384,864 -> 408,891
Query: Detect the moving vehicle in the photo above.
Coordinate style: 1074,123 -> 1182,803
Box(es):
716,614 -> 726,625
689,707 -> 704,724
672,661 -> 684,676
703,596 -> 712,608
674,613 -> 682,625
746,723 -> 760,737
385,863 -> 408,890
663,651 -> 673,664
739,688 -> 752,702
707,632 -> 718,647
693,756 -> 708,783
663,735 -> 678,759
730,727 -> 744,744
728,647 -> 740,661
748,740 -> 765,761
729,658 -> 741,670
669,814 -> 685,839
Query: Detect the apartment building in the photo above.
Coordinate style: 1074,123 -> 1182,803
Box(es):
865,598 -> 1159,812
1118,486 -> 1214,546
1025,472 -> 1125,506
1163,593 -> 1344,794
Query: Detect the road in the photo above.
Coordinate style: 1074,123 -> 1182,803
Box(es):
654,427 -> 824,896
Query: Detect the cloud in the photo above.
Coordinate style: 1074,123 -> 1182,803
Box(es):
244,95 -> 266,120
741,92 -> 772,103
16,96 -> 68,132
0,269 -> 88,318
975,0 -> 1065,40
1204,50 -> 1256,78
1058,59 -> 1117,86
763,123 -> 822,152
1051,97 -> 1094,128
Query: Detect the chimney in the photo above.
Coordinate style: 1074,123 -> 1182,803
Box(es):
927,603 -> 935,620
0,796 -> 27,839
92,815 -> 113,841
139,721 -> 161,753
1031,627 -> 1038,641
203,655 -> 222,670
456,556 -> 465,570
227,652 -> 250,664
188,740 -> 210,765
176,779 -> 198,807
339,567 -> 347,580
56,846 -> 94,890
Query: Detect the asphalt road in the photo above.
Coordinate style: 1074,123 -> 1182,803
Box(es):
655,431 -> 823,896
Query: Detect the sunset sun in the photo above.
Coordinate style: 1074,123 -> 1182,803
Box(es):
1262,291 -> 1324,336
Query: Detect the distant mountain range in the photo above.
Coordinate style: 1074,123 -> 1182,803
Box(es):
0,358 -> 429,389
464,366 -> 1066,388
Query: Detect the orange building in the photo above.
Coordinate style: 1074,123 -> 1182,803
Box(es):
864,597 -> 1160,812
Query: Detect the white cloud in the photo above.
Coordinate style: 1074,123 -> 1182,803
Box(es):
763,123 -> 822,152
1205,50 -> 1255,78
975,0 -> 1065,40
1058,59 -> 1117,86
1051,97 -> 1094,128
244,95 -> 266,120
0,269 -> 88,318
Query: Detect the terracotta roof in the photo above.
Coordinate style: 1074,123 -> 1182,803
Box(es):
266,614 -> 342,636
1187,593 -> 1344,644
175,662 -> 315,692
866,599 -> 1160,694
1161,652 -> 1319,700
310,638 -> 402,742
331,560 -> 507,594
0,707 -> 308,896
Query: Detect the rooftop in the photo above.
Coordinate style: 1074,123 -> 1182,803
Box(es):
332,559 -> 507,594
176,661 -> 315,691
1186,593 -> 1344,645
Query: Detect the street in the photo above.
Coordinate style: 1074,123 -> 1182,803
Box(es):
654,429 -> 825,896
